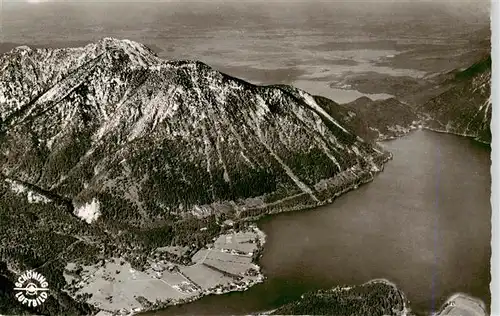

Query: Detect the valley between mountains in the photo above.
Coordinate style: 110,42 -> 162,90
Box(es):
0,38 -> 491,316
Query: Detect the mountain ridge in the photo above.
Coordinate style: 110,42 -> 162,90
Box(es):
1,38 -> 390,222
417,54 -> 491,143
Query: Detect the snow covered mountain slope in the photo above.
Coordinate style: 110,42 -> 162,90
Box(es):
0,38 -> 390,227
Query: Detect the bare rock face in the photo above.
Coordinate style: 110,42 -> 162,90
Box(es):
0,38 -> 389,227
417,55 -> 491,143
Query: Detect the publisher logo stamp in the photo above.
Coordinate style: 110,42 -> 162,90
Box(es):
14,270 -> 49,307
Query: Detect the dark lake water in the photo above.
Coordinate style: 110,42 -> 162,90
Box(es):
151,130 -> 491,316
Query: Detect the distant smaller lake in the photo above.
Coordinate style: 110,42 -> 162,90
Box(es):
293,79 -> 394,104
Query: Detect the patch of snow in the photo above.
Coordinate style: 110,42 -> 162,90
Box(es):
27,191 -> 51,204
209,82 -> 227,104
249,113 -> 319,202
351,145 -> 361,156
5,179 -> 26,194
239,151 -> 255,168
298,90 -> 349,134
223,170 -> 230,183
0,93 -> 7,104
74,198 -> 101,224
255,95 -> 270,119
46,135 -> 58,150
5,179 -> 51,204
319,142 -> 341,171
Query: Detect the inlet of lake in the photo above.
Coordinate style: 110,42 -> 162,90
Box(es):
153,129 -> 491,316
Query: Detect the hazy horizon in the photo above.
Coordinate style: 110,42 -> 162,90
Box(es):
0,0 -> 490,101
1,0 -> 490,34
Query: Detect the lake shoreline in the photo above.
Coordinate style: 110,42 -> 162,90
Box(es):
69,226 -> 267,316
131,152 -> 394,316
233,129 -> 489,316
421,126 -> 490,145
99,128 -> 487,316
141,226 -> 269,315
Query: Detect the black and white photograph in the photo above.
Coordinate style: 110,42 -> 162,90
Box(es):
0,0 -> 493,315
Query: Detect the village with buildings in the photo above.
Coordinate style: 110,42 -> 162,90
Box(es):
62,225 -> 266,316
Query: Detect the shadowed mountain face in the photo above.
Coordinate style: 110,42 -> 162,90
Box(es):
344,97 -> 419,141
0,38 -> 389,227
308,95 -> 419,143
307,95 -> 378,143
417,55 -> 491,143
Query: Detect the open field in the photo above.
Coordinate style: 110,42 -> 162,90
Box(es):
64,226 -> 265,315
67,259 -> 189,313
213,231 -> 260,254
